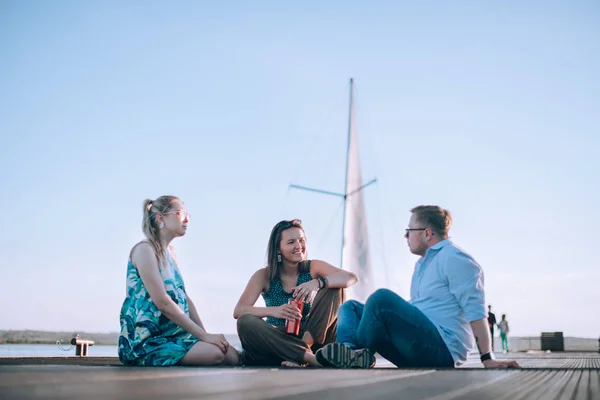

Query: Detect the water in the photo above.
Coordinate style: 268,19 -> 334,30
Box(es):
0,335 -> 242,358
0,344 -> 119,357
1,339 -> 596,359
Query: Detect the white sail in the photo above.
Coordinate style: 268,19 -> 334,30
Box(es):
342,80 -> 375,303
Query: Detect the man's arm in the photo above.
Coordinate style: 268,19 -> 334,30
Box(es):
471,318 -> 492,354
471,318 -> 519,368
443,252 -> 519,369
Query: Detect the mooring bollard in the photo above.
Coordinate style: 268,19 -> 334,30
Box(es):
70,336 -> 94,356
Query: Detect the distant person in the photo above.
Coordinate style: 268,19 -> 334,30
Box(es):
119,196 -> 239,366
487,305 -> 497,351
498,314 -> 510,353
234,219 -> 358,367
315,205 -> 520,369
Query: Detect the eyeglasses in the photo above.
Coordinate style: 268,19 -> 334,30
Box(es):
164,210 -> 191,222
405,228 -> 426,237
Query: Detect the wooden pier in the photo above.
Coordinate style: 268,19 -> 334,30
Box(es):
1,353 -> 598,399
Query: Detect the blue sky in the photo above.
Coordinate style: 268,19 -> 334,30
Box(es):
1,1 -> 598,338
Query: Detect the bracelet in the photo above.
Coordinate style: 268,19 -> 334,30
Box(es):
480,352 -> 494,362
318,276 -> 328,289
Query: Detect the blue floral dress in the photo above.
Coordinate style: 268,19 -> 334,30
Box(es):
118,248 -> 199,366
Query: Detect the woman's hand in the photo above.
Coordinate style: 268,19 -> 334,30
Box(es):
292,279 -> 320,303
202,333 -> 229,353
271,303 -> 303,321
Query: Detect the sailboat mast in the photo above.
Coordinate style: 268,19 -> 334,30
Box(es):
339,78 -> 354,268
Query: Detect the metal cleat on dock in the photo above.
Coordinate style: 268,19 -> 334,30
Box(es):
70,335 -> 94,357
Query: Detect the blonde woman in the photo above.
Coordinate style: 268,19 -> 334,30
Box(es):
119,196 -> 238,366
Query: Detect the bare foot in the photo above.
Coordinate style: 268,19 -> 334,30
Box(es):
303,352 -> 322,367
301,331 -> 314,348
281,361 -> 302,368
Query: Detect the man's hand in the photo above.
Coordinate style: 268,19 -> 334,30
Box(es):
483,359 -> 520,368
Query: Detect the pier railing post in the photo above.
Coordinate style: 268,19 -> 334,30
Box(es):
71,337 -> 95,357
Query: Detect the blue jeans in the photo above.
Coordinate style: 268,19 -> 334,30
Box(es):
337,288 -> 454,368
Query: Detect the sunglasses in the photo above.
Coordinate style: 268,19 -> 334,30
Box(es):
277,219 -> 302,229
164,210 -> 191,222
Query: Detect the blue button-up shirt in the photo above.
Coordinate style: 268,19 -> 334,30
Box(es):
409,239 -> 486,366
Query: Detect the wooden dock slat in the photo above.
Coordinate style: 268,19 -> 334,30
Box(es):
574,370 -> 590,400
0,353 -> 598,399
588,370 -> 600,400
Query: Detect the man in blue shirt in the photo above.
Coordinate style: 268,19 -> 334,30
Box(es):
315,205 -> 520,369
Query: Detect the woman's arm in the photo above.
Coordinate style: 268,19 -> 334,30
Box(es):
132,243 -> 226,352
168,250 -> 206,331
233,269 -> 302,321
292,259 -> 358,302
310,259 -> 358,288
187,296 -> 206,331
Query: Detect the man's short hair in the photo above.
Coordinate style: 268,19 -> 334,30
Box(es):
410,205 -> 452,237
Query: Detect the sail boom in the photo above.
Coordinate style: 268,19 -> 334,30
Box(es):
346,178 -> 377,198
289,184 -> 345,198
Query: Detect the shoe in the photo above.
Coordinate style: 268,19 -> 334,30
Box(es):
315,343 -> 375,369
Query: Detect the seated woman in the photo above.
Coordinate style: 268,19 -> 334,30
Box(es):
119,195 -> 239,366
234,219 -> 358,367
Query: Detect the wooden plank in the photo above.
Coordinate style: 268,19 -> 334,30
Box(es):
1,353 -> 599,368
2,366 -> 599,400
0,354 -> 598,399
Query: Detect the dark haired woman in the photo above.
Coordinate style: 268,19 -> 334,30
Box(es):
234,219 -> 358,367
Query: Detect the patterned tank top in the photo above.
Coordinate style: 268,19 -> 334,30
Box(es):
262,260 -> 313,326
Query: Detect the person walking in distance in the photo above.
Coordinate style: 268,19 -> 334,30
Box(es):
487,305 -> 497,351
498,314 -> 510,353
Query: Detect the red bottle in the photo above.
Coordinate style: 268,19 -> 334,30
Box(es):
285,299 -> 305,336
